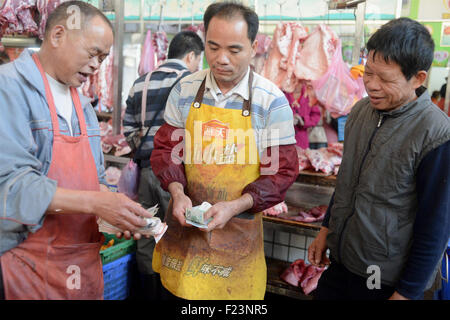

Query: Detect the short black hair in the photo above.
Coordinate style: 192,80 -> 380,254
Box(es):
203,1 -> 259,43
366,17 -> 434,80
44,1 -> 113,38
168,31 -> 204,60
431,91 -> 440,99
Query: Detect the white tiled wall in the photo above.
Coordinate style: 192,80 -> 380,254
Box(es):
263,225 -> 316,264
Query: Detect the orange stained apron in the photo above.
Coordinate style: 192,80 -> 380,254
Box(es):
153,72 -> 267,300
0,54 -> 104,300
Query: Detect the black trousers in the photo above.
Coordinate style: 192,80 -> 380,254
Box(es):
0,261 -> 5,300
313,258 -> 395,300
137,273 -> 184,301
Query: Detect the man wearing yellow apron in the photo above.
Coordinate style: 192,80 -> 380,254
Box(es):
150,2 -> 299,300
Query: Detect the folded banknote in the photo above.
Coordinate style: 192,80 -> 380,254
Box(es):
98,204 -> 168,243
185,202 -> 213,229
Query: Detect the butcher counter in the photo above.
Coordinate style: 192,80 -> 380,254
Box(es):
104,153 -> 336,300
263,170 -> 335,300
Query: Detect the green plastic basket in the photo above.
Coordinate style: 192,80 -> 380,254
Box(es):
100,233 -> 137,265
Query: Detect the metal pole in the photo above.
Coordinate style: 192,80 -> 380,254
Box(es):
112,0 -> 124,135
395,0 -> 402,19
140,0 -> 145,42
158,2 -> 164,32
351,1 -> 366,66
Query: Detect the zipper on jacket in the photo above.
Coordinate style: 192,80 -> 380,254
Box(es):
336,113 -> 385,263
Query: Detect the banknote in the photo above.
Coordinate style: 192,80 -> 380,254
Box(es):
185,202 -> 212,229
98,204 -> 167,243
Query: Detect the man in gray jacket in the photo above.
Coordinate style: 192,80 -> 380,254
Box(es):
308,18 -> 450,300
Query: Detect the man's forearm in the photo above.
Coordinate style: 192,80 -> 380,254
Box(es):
47,187 -> 97,215
230,193 -> 254,216
168,181 -> 185,199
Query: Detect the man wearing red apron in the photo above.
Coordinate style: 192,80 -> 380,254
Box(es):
150,2 -> 299,299
0,2 -> 152,300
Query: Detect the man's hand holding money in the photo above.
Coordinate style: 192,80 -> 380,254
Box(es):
200,193 -> 254,232
168,182 -> 193,227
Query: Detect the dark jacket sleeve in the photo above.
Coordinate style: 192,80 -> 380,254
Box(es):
242,144 -> 299,213
396,140 -> 450,299
321,192 -> 335,228
150,123 -> 187,191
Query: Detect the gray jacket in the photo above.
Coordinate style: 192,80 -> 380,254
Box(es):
327,87 -> 450,286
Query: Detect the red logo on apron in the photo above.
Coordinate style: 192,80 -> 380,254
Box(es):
202,120 -> 229,140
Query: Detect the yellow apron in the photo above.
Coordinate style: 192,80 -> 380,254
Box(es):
153,72 -> 266,300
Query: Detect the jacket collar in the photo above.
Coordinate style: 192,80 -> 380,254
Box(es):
14,49 -> 92,109
161,58 -> 188,69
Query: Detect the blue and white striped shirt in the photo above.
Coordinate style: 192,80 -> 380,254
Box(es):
123,59 -> 190,167
163,68 -> 296,156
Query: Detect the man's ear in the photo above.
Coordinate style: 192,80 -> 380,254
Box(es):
412,70 -> 428,89
251,39 -> 258,59
49,25 -> 67,48
187,51 -> 196,63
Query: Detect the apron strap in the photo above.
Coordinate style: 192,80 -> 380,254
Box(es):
70,87 -> 88,137
32,53 -> 88,137
193,77 -> 207,109
141,71 -> 153,128
242,71 -> 253,117
32,53 -> 61,136
193,71 -> 254,117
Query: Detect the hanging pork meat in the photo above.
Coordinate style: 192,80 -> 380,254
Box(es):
97,47 -> 114,110
0,0 -> 39,36
80,47 -> 114,111
262,22 -> 308,93
251,33 -> 271,75
138,29 -> 156,77
294,24 -> 339,82
152,30 -> 168,64
37,0 -> 69,39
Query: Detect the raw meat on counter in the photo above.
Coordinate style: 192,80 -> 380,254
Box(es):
288,205 -> 328,223
262,201 -> 288,216
275,205 -> 328,223
280,259 -> 326,295
296,143 -> 343,175
327,142 -> 343,157
99,120 -> 131,157
305,149 -> 341,176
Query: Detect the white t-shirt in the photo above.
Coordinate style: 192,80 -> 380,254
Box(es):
46,73 -> 73,136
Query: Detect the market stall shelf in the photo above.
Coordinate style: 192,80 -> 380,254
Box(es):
266,258 -> 313,300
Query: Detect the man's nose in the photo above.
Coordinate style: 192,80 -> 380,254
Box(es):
88,56 -> 101,70
364,77 -> 381,92
216,51 -> 230,65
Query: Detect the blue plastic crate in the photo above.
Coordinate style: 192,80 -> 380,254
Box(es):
337,116 -> 348,142
102,252 -> 136,300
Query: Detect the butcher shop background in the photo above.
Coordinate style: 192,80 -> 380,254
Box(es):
0,0 -> 448,264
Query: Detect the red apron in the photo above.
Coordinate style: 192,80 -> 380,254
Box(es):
0,54 -> 104,300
